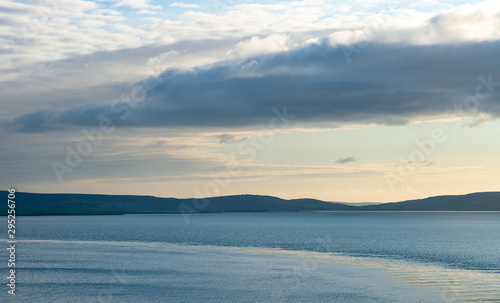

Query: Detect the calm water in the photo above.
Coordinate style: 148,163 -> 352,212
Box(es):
2,212 -> 500,302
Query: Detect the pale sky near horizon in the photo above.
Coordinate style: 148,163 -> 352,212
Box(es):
1,0 -> 500,203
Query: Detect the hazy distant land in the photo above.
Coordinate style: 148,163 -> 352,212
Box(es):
2,191 -> 499,215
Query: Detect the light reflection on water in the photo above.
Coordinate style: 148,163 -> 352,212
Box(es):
17,239 -> 500,303
7,212 -> 500,302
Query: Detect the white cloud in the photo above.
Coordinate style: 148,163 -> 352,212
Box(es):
146,50 -> 181,75
112,0 -> 161,10
3,0 -> 499,79
226,34 -> 290,60
328,30 -> 370,47
170,2 -> 200,9
370,0 -> 500,45
137,9 -> 159,14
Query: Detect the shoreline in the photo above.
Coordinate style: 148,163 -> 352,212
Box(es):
4,210 -> 500,216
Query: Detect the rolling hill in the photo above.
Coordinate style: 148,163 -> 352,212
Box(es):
1,191 -> 499,215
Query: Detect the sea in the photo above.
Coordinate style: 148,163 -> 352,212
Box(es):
2,212 -> 500,302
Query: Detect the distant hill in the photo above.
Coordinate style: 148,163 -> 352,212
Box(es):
1,191 -> 499,215
1,192 -> 355,215
359,192 -> 500,211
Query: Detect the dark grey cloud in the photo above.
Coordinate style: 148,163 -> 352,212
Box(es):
335,157 -> 358,164
0,38 -> 241,120
6,40 -> 500,133
216,134 -> 247,144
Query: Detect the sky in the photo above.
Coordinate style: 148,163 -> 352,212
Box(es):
1,0 -> 500,203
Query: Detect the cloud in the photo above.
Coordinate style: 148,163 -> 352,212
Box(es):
170,2 -> 200,9
146,50 -> 181,75
0,38 -> 244,121
6,109 -> 58,133
5,40 -> 500,133
216,134 -> 247,144
143,140 -> 166,148
325,0 -> 500,46
335,157 -> 358,164
112,0 -> 162,10
226,34 -> 290,59
2,0 -> 499,85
